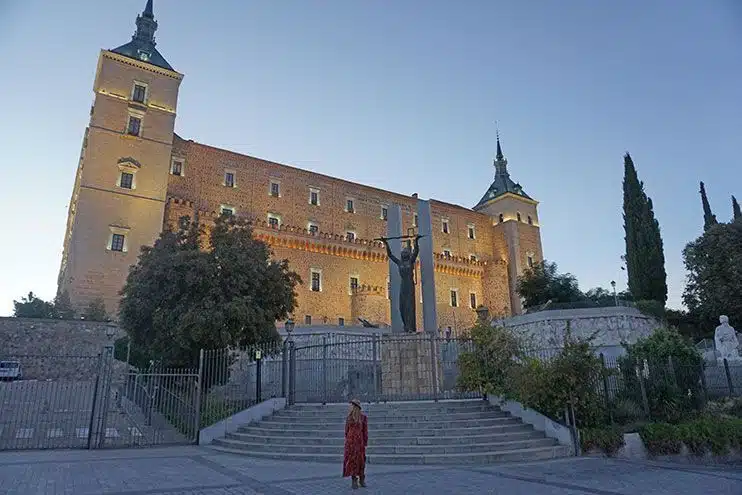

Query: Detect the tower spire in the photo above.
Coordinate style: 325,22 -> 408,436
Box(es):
496,128 -> 504,162
133,0 -> 158,49
494,128 -> 508,177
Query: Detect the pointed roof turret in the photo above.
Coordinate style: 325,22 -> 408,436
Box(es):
473,134 -> 532,209
111,0 -> 174,71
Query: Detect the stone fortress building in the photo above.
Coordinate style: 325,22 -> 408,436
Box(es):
57,1 -> 544,333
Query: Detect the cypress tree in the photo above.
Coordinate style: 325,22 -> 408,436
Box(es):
732,195 -> 741,221
699,182 -> 717,230
622,153 -> 668,305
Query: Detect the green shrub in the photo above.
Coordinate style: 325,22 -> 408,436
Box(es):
581,426 -> 625,456
639,422 -> 682,455
457,322 -> 524,397
639,418 -> 742,457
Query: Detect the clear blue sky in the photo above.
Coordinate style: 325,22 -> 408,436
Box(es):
0,0 -> 740,316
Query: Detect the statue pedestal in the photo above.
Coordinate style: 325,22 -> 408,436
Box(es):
380,335 -> 441,400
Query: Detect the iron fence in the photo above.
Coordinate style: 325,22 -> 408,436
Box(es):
287,334 -> 480,404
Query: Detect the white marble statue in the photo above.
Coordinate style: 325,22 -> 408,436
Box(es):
715,315 -> 741,362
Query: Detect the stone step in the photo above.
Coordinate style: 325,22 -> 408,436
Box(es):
288,400 -> 487,412
215,436 -> 557,455
255,416 -> 520,429
272,409 -> 507,420
225,429 -> 543,446
207,444 -> 572,465
237,423 -> 532,438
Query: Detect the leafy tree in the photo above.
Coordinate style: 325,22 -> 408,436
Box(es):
13,292 -> 57,319
516,260 -> 583,309
683,221 -> 742,334
118,214 -> 301,369
457,322 -> 524,397
83,297 -> 108,321
53,291 -> 76,320
733,195 -> 741,222
622,153 -> 668,305
699,181 -> 718,231
584,287 -> 632,306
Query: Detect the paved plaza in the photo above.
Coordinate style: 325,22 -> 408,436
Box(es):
0,446 -> 740,494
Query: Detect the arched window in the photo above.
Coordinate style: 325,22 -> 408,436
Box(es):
516,212 -> 522,222
498,213 -> 504,223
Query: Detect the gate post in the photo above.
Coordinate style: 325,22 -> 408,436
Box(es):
281,340 -> 289,398
194,349 -> 204,444
429,333 -> 439,402
96,345 -> 114,449
322,336 -> 328,404
87,352 -> 104,450
372,334 -> 380,402
288,340 -> 296,405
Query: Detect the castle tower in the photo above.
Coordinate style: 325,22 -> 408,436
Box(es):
473,136 -> 543,314
57,0 -> 184,314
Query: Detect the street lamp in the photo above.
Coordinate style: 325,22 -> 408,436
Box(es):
105,325 -> 116,340
610,280 -> 618,307
285,318 -> 295,340
255,347 -> 263,402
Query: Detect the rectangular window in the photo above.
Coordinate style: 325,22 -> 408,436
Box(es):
517,212 -> 522,222
450,290 -> 458,308
346,199 -> 355,213
224,172 -> 235,188
309,189 -> 319,205
305,315 -> 312,325
171,160 -> 183,176
442,220 -> 449,234
346,231 -> 356,242
528,215 -> 533,225
308,223 -> 319,235
443,249 -> 451,259
270,181 -> 280,197
468,225 -> 476,239
381,206 -> 388,221
220,206 -> 234,216
413,214 -> 418,227
268,215 -> 280,228
338,317 -> 345,326
119,172 -> 134,189
311,270 -> 321,292
110,234 -> 125,252
528,255 -> 534,268
469,254 -> 478,262
126,116 -> 141,136
349,276 -> 359,294
132,84 -> 147,103
470,293 -> 477,309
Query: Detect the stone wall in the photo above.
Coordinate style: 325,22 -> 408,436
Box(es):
0,317 -> 124,380
497,307 -> 660,358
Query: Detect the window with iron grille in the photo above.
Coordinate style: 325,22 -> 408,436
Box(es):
311,271 -> 321,292
132,84 -> 147,103
268,216 -> 279,228
220,207 -> 234,216
224,172 -> 235,187
346,199 -> 354,213
171,160 -> 183,176
450,290 -> 458,308
350,276 -> 359,293
346,231 -> 355,242
308,223 -> 318,235
127,116 -> 141,136
442,220 -> 449,234
310,190 -> 319,205
470,293 -> 477,309
119,172 -> 134,189
111,234 -> 125,252
468,225 -> 475,239
338,317 -> 345,326
381,206 -> 388,220
270,182 -> 280,197
305,315 -> 312,325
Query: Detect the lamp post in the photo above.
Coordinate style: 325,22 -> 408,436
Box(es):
255,348 -> 262,403
285,318 -> 295,341
283,318 -> 295,403
611,280 -> 618,307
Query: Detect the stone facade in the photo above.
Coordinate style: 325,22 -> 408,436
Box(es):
56,4 -> 545,333
380,335 -> 440,398
498,307 -> 660,357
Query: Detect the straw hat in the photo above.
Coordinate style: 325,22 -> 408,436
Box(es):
350,399 -> 362,409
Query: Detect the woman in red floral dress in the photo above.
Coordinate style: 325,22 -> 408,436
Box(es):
343,399 -> 368,489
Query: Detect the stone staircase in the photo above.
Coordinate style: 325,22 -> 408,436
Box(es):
209,399 -> 572,464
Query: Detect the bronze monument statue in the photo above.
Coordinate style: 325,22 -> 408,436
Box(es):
379,235 -> 422,333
